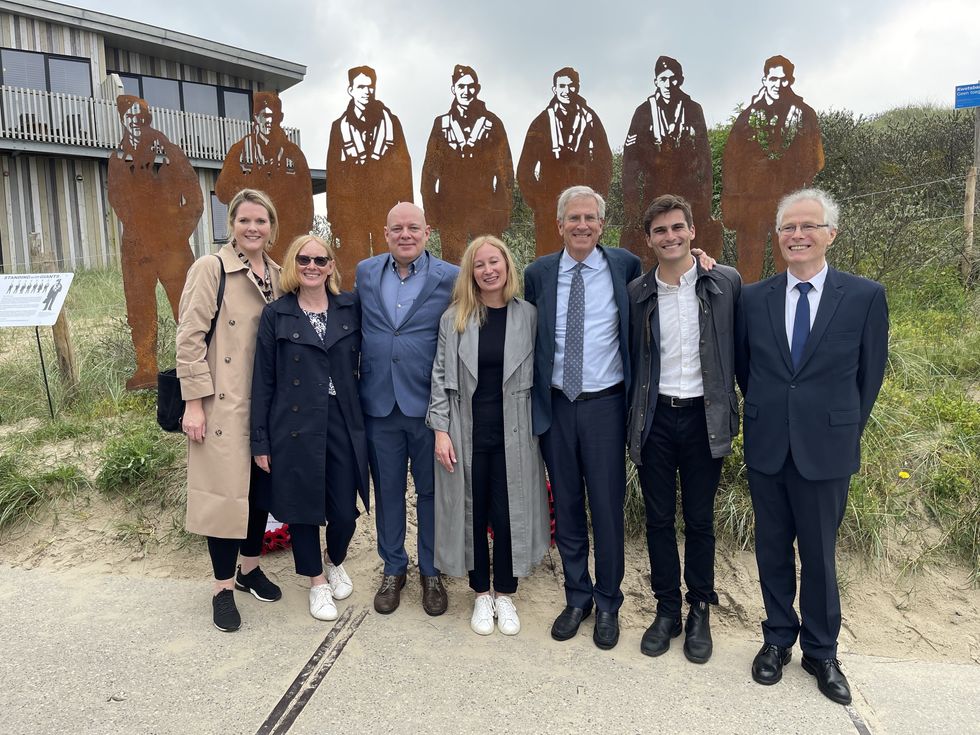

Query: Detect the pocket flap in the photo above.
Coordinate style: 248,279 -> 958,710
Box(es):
829,409 -> 860,425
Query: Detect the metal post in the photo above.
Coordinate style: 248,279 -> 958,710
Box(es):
35,326 -> 55,419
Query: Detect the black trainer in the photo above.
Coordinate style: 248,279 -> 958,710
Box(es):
212,589 -> 241,632
235,565 -> 282,602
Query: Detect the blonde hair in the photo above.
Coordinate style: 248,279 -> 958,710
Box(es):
279,235 -> 342,295
226,189 -> 279,251
451,235 -> 519,333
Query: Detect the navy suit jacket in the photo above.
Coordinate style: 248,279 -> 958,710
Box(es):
524,245 -> 642,436
735,267 -> 889,480
356,253 -> 459,418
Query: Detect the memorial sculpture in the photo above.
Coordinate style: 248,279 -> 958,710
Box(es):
620,56 -> 722,270
326,66 -> 413,275
215,91 -> 313,264
421,65 -> 514,264
722,55 -> 824,282
107,95 -> 202,390
517,68 -> 612,256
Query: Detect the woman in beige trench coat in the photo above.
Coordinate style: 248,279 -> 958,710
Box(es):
176,189 -> 283,632
428,236 -> 550,637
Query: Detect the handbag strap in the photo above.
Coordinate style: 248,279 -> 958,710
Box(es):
203,254 -> 226,348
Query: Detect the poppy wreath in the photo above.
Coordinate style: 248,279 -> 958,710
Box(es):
262,524 -> 291,554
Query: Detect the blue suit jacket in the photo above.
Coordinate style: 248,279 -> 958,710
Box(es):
524,245 -> 642,436
356,253 -> 459,418
734,267 -> 889,480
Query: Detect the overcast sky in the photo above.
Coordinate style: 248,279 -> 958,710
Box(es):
73,0 -> 980,215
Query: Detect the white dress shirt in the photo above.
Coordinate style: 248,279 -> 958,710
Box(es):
784,263 -> 828,349
551,247 -> 623,391
656,258 -> 703,398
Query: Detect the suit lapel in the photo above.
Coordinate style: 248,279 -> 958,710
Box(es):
400,255 -> 442,326
797,268 -> 844,372
368,257 -> 397,331
458,315 -> 479,379
765,273 -> 793,374
502,300 -> 533,383
321,291 -> 354,351
282,293 -> 327,353
538,254 -> 560,364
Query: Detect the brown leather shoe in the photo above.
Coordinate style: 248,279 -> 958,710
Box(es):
373,573 -> 406,614
421,574 -> 448,616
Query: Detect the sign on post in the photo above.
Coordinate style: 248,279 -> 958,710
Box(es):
955,83 -> 980,109
0,273 -> 74,328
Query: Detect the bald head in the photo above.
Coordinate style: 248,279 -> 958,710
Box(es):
385,202 -> 430,267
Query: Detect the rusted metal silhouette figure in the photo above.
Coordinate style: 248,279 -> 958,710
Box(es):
108,95 -> 202,390
326,66 -> 413,275
620,56 -> 722,270
517,67 -> 612,257
215,91 -> 312,264
421,64 -> 513,264
722,55 -> 824,282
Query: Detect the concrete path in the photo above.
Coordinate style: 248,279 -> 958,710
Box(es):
2,565 -> 977,735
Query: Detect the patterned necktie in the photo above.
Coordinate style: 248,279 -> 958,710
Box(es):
791,282 -> 813,370
562,263 -> 586,401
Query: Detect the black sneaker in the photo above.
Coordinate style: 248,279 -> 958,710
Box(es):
235,565 -> 282,602
212,589 -> 241,632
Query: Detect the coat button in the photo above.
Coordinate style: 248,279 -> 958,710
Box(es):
705,399 -> 711,406
343,324 -> 349,330
292,332 -> 300,339
293,378 -> 300,386
215,429 -> 222,436
291,431 -> 298,438
394,330 -> 400,336
228,319 -> 236,326
393,357 -> 399,363
224,357 -> 231,363
790,384 -> 797,389
291,405 -> 299,412
218,393 -> 225,399
294,355 -> 300,362
710,433 -> 716,439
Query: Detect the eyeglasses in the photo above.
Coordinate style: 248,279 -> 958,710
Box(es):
777,223 -> 830,235
296,254 -> 332,267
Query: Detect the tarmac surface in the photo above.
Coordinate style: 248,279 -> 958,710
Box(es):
2,564 -> 978,735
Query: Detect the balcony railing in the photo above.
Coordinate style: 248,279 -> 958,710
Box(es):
0,86 -> 300,161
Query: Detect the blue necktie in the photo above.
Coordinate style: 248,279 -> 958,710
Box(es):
791,282 -> 813,370
562,263 -> 586,401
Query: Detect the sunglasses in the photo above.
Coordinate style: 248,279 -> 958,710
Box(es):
296,254 -> 332,267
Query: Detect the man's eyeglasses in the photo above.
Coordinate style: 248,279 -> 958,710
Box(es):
778,223 -> 830,235
296,254 -> 332,267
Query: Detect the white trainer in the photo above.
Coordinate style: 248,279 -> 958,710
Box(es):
495,595 -> 520,635
470,594 -> 496,636
325,563 -> 353,600
309,583 -> 338,621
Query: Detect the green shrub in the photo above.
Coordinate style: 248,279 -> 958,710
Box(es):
96,420 -> 182,504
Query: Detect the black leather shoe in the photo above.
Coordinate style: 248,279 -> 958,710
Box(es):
550,605 -> 592,641
752,643 -> 792,685
420,574 -> 448,616
373,573 -> 406,615
640,614 -> 682,657
802,655 -> 852,705
683,602 -> 713,664
593,611 -> 620,650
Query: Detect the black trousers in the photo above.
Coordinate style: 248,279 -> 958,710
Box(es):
637,400 -> 723,617
468,448 -> 517,594
748,452 -> 850,659
206,464 -> 269,580
290,397 -> 360,578
540,388 -> 626,613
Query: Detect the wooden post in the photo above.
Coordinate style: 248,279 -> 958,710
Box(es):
962,103 -> 980,286
30,234 -> 80,400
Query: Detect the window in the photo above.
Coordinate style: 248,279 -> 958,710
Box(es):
108,71 -> 252,119
1,49 -> 46,90
222,90 -> 251,121
140,76 -> 180,111
47,57 -> 92,96
211,193 -> 229,242
183,82 -> 219,117
0,48 -> 92,95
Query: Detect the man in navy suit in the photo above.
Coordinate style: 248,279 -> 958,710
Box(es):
525,185 -> 642,650
735,188 -> 888,705
357,202 -> 460,616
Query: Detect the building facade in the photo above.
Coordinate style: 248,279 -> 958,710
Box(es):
0,0 -> 308,272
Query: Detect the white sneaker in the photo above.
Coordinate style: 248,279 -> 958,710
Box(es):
309,583 -> 338,621
325,563 -> 353,600
470,594 -> 495,636
495,595 -> 520,635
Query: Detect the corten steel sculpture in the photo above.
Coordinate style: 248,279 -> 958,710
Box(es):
421,64 -> 514,264
620,56 -> 723,270
722,55 -> 824,282
108,95 -> 202,390
215,91 -> 312,264
517,67 -> 612,257
326,66 -> 413,275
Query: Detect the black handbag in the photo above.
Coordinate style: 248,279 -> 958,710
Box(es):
157,256 -> 226,432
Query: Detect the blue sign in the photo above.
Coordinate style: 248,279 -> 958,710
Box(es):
955,83 -> 980,109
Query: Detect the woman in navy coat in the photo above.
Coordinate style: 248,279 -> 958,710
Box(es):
251,234 -> 369,621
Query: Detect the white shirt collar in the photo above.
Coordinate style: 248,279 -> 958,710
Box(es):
559,246 -> 604,273
786,262 -> 828,293
655,256 -> 697,291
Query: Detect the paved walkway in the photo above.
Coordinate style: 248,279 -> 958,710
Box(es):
2,565 -> 978,734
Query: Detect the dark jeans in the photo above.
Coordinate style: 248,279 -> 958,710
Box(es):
637,400 -> 723,618
468,448 -> 517,594
206,465 -> 268,580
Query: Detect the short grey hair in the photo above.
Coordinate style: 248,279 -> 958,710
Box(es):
776,188 -> 840,231
557,185 -> 606,222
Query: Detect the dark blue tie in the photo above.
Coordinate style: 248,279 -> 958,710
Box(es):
791,282 -> 813,370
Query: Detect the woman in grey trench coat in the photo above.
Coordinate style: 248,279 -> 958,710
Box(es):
428,235 -> 550,636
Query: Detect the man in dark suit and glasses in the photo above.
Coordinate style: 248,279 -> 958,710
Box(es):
735,188 -> 888,705
524,185 -> 642,650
